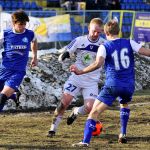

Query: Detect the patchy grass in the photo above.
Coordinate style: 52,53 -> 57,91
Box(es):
0,91 -> 150,150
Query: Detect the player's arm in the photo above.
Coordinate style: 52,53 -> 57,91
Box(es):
30,34 -> 38,67
70,45 -> 105,75
138,47 -> 150,57
58,38 -> 78,61
130,40 -> 150,57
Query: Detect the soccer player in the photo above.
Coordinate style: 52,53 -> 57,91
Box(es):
0,10 -> 38,112
71,19 -> 150,147
47,18 -> 106,137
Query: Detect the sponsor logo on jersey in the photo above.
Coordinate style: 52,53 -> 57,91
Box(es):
81,53 -> 95,66
22,37 -> 28,43
11,45 -> 27,49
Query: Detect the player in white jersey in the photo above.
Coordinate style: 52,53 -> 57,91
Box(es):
47,18 -> 106,137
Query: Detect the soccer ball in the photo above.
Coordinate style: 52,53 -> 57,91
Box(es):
92,121 -> 103,136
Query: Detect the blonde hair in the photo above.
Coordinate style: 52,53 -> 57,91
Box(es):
89,18 -> 103,27
104,20 -> 120,35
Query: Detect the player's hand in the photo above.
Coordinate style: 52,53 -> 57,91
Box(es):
58,51 -> 70,62
30,58 -> 38,68
70,64 -> 83,75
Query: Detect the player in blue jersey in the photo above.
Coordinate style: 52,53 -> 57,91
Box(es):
47,18 -> 106,137
71,19 -> 150,147
0,10 -> 38,112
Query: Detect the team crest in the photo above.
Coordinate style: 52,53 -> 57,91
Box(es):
90,46 -> 93,49
81,53 -> 95,66
22,37 -> 28,43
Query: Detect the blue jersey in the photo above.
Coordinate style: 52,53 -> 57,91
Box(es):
103,39 -> 135,87
1,29 -> 34,71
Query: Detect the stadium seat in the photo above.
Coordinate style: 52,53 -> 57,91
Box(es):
4,2 -> 12,11
24,2 -> 31,10
30,2 -> 38,10
18,1 -> 24,9
12,2 -> 19,10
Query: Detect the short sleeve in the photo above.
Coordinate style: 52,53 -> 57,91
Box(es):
97,45 -> 106,58
130,40 -> 142,52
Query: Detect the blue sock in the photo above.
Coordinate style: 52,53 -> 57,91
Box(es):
120,108 -> 130,135
9,94 -> 16,101
82,119 -> 96,144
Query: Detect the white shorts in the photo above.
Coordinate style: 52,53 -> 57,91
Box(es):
64,74 -> 98,100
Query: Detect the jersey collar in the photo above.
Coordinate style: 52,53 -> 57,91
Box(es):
12,28 -> 26,34
87,35 -> 99,43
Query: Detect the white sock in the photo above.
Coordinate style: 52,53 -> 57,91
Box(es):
50,115 -> 62,132
74,106 -> 87,115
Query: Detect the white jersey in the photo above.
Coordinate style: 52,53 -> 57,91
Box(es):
66,35 -> 106,83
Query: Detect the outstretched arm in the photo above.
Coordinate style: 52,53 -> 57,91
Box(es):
138,47 -> 150,57
70,56 -> 105,75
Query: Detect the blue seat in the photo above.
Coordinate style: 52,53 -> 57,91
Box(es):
18,1 -> 24,9
30,2 -> 38,10
24,2 -> 30,10
4,2 -> 12,10
12,3 -> 18,10
135,4 -> 140,10
121,4 -> 126,10
130,5 -> 135,10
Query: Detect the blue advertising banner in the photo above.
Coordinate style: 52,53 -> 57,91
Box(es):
134,12 -> 150,43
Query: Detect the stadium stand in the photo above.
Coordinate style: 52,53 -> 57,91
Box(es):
120,0 -> 150,11
0,0 -> 149,43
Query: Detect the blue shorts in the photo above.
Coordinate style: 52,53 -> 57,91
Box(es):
97,85 -> 135,106
0,68 -> 26,91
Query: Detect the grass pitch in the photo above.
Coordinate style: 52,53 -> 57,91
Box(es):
0,91 -> 150,150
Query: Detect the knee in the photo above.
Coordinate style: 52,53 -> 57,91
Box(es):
85,100 -> 94,113
84,105 -> 93,113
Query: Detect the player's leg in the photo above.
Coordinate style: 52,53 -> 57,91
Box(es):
67,99 -> 94,125
48,78 -> 80,137
118,103 -> 130,144
0,86 -> 15,111
118,86 -> 134,144
67,83 -> 98,125
72,86 -> 115,147
47,93 -> 74,137
0,70 -> 25,112
8,89 -> 21,108
0,80 -> 6,111
72,99 -> 108,147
